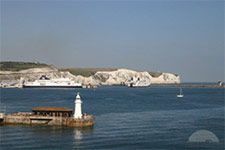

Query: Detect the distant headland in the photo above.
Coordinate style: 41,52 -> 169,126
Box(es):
0,61 -> 180,88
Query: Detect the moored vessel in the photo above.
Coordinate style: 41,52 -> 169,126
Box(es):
128,77 -> 151,87
23,75 -> 82,88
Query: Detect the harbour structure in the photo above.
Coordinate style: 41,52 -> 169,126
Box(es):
151,84 -> 225,88
0,113 -> 4,123
74,93 -> 82,119
32,107 -> 73,117
0,93 -> 94,127
218,81 -> 223,87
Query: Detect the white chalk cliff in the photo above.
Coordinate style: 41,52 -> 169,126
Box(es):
94,69 -> 180,85
0,67 -> 180,85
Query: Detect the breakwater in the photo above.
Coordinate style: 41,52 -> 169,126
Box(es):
0,93 -> 94,127
151,84 -> 224,88
1,113 -> 94,127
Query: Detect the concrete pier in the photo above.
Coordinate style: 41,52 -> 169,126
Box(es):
0,93 -> 94,127
2,113 -> 94,127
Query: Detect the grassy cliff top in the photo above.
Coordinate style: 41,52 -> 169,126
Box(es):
0,61 -> 164,77
0,61 -> 50,71
148,71 -> 163,77
58,68 -> 117,77
59,68 -> 163,77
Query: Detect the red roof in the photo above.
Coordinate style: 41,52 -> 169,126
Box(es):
32,107 -> 72,112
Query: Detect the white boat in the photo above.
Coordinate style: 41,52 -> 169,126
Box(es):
23,75 -> 82,88
128,78 -> 151,87
177,87 -> 184,98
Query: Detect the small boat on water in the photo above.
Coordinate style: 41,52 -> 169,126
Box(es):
23,75 -> 82,88
177,87 -> 184,98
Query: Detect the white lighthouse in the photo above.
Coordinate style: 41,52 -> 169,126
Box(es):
74,92 -> 83,119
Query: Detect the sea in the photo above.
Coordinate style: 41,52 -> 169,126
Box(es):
0,85 -> 224,150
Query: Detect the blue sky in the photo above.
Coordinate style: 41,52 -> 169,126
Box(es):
1,0 -> 224,82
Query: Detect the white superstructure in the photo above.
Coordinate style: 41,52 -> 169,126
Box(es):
74,93 -> 83,119
23,75 -> 82,88
128,77 -> 151,87
0,113 -> 5,119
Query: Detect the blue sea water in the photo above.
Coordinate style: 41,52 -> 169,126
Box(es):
0,86 -> 224,150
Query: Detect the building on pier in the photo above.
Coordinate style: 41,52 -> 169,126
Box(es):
32,107 -> 73,117
1,93 -> 94,127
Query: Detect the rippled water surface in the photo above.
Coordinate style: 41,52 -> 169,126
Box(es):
0,86 -> 224,149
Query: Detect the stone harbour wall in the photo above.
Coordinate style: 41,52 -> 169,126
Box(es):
3,114 -> 94,127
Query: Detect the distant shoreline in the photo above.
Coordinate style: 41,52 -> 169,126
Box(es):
151,84 -> 224,88
0,84 -> 224,88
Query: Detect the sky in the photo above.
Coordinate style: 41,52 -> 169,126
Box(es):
1,0 -> 224,82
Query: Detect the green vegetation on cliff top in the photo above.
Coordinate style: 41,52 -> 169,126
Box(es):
58,68 -> 117,77
0,61 -> 49,71
0,61 -> 164,77
148,71 -> 163,77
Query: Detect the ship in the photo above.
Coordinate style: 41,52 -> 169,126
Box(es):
128,77 -> 151,87
23,75 -> 82,88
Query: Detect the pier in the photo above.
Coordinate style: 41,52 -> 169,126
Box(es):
0,93 -> 94,127
3,113 -> 94,127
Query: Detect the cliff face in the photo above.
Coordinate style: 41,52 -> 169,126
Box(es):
94,69 -> 180,85
0,67 -> 74,81
94,69 -> 151,85
0,67 -> 100,85
0,67 -> 180,85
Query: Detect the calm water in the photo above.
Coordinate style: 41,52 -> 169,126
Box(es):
0,86 -> 224,149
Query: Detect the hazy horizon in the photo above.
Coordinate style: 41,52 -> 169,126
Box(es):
1,1 -> 224,82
